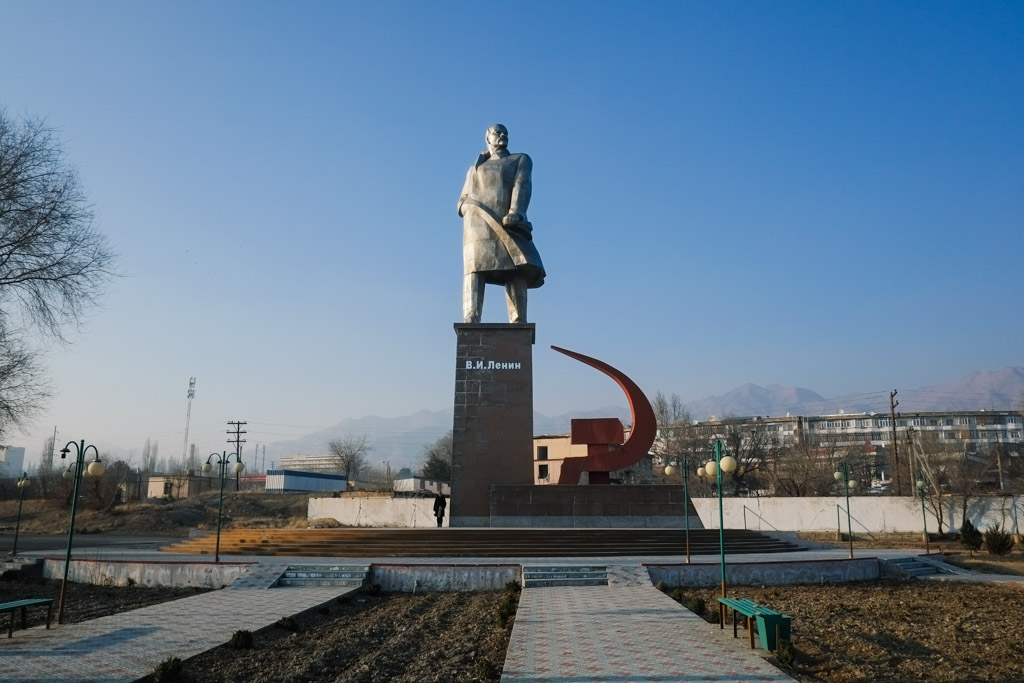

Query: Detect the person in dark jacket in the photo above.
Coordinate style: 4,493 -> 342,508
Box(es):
433,490 -> 447,528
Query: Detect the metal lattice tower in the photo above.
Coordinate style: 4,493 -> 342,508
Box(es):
182,377 -> 196,469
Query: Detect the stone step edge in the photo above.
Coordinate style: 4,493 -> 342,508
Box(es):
284,565 -> 370,571
524,579 -> 609,587
523,566 -> 607,571
277,579 -> 365,586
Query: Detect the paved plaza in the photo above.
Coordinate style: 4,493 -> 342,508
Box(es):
2,545 -> 1021,682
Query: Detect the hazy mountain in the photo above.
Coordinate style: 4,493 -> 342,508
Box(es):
262,406 -> 632,471
261,409 -> 453,470
684,384 -> 829,421
680,368 -> 1024,419
902,366 -> 1024,412
263,367 -> 1024,470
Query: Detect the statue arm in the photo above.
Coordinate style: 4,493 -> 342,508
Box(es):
509,153 -> 532,219
457,166 -> 474,217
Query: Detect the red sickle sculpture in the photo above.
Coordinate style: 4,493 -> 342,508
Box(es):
551,346 -> 658,485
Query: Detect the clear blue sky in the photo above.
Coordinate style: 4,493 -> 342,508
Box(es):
2,1 -> 1022,468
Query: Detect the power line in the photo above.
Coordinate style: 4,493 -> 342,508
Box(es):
227,420 -> 247,492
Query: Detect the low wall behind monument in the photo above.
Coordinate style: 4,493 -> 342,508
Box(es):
691,494 -> 1024,535
309,497 -> 446,528
307,493 -> 1024,532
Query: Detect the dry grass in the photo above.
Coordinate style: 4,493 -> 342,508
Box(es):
798,530 -> 963,551
942,551 -> 1024,576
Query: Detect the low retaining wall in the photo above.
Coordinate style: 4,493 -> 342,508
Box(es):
308,497 -> 444,528
645,558 -> 879,587
370,564 -> 520,592
490,485 -> 705,528
309,492 -> 1023,534
42,558 -> 252,589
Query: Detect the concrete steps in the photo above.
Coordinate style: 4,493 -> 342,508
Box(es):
161,528 -> 805,558
0,557 -> 42,578
880,557 -> 940,577
523,565 -> 608,588
276,564 -> 369,588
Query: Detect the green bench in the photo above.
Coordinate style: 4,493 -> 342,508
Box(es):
718,597 -> 791,651
1,598 -> 55,638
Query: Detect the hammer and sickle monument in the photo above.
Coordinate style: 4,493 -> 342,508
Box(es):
449,124 -> 662,527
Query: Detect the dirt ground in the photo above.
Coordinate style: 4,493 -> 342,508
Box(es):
0,492 -> 315,537
0,574 -> 209,627
142,590 -> 517,683
673,579 -> 1024,683
1,573 -> 516,683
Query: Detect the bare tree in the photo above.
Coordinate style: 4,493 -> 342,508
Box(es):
911,430 -> 990,531
717,418 -> 779,496
39,434 -> 54,474
420,431 -> 453,483
0,111 -> 116,437
0,112 -> 116,337
770,433 -> 871,497
0,329 -> 49,436
652,391 -> 693,463
770,440 -> 839,496
185,443 -> 199,474
141,438 -> 158,473
328,435 -> 373,481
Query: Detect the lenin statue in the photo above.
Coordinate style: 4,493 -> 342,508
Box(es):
458,124 -> 545,323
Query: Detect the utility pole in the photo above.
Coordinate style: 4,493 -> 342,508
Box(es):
995,447 -> 1007,491
905,426 -> 917,482
182,377 -> 196,471
890,390 -> 901,496
227,421 -> 247,491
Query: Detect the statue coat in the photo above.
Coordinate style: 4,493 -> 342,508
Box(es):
458,151 -> 545,288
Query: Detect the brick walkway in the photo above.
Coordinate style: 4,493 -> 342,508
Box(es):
502,565 -> 793,682
0,564 -> 349,682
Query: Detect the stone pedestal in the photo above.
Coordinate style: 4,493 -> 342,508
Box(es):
450,323 -> 536,526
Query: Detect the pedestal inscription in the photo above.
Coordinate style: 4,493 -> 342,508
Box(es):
451,323 -> 536,526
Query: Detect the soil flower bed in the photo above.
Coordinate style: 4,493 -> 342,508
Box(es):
670,579 -> 1024,682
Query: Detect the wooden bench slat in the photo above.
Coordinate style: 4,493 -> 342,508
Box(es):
0,599 -> 54,610
717,596 -> 791,651
3,598 -> 55,638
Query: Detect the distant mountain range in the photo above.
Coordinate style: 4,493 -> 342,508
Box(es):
264,367 -> 1024,469
682,367 -> 1024,419
262,406 -> 632,471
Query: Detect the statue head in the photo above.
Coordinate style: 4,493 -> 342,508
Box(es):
485,124 -> 508,153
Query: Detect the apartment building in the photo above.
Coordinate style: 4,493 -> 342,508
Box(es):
532,410 -> 1022,486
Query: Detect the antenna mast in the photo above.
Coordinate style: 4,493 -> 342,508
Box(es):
182,377 -> 196,469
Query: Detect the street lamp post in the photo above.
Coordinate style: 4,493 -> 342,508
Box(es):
202,451 -> 244,563
834,463 -> 858,560
663,456 -> 696,565
11,472 -> 30,556
57,440 -> 105,624
706,439 -> 737,627
916,473 -> 930,555
664,456 -> 693,563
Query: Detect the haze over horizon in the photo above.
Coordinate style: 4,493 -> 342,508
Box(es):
2,2 -> 1021,470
